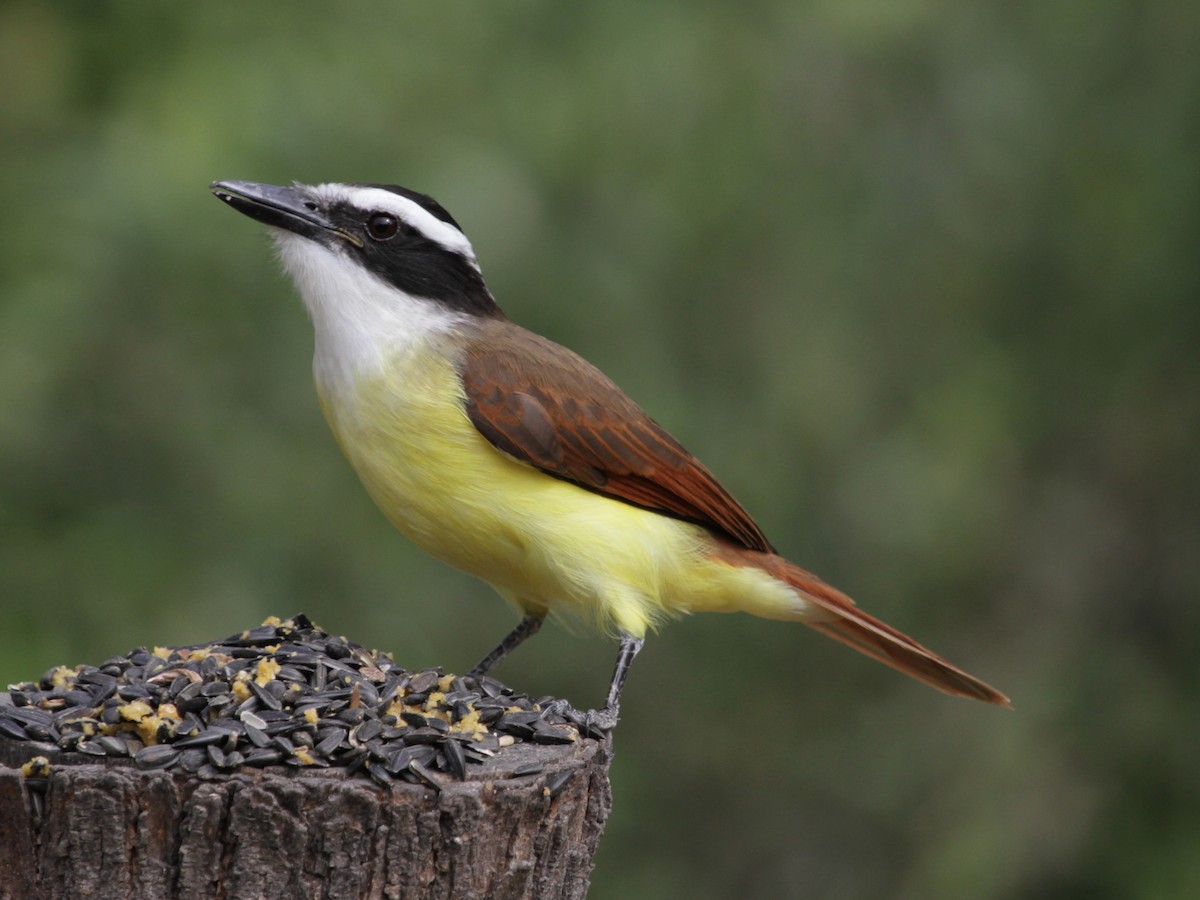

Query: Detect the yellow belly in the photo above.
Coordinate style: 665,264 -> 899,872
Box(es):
316,338 -> 799,637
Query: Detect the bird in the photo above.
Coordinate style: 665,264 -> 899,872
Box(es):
211,179 -> 1010,728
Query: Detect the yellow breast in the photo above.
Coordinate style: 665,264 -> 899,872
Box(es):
314,337 -> 799,636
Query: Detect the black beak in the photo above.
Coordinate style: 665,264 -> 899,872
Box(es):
210,181 -> 363,247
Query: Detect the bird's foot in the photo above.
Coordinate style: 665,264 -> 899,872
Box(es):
541,699 -> 620,737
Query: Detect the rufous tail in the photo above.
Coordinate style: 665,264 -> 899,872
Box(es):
719,546 -> 1011,706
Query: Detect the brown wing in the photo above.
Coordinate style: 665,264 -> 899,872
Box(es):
460,320 -> 774,553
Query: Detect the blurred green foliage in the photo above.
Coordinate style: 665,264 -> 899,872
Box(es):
2,2 -> 1198,897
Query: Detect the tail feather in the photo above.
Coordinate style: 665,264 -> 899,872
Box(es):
718,545 -> 1011,707
805,616 -> 1010,706
790,561 -> 1010,707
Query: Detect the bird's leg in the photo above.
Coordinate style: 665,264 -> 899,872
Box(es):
467,613 -> 544,679
592,633 -> 644,729
546,634 -> 644,734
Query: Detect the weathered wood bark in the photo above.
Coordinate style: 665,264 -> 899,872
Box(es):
0,736 -> 611,900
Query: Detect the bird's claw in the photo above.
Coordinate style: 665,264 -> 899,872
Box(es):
541,699 -> 619,736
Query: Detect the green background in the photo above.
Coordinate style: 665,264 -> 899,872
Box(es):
3,3 -> 1197,897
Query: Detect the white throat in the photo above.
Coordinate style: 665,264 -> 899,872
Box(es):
273,232 -> 467,395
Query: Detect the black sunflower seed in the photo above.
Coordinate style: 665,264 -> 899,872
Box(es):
249,681 -> 283,711
243,748 -> 284,767
60,690 -> 97,708
355,719 -> 383,743
406,671 -> 440,695
442,736 -> 466,778
462,745 -> 493,764
316,730 -> 345,758
474,706 -> 505,726
53,706 -> 97,726
336,707 -> 367,726
495,715 -> 537,739
76,669 -> 117,689
175,681 -> 203,703
544,769 -> 575,799
174,729 -> 228,749
3,707 -> 52,727
243,723 -> 269,748
97,735 -> 131,757
408,759 -> 441,790
272,735 -> 295,754
366,761 -> 394,786
117,684 -> 152,701
400,711 -> 427,729
221,750 -> 245,769
135,745 -> 180,770
25,724 -> 58,742
325,639 -> 350,659
532,723 -> 578,745
177,749 -> 207,773
402,727 -> 443,746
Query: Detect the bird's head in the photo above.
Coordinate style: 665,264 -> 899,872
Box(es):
212,180 -> 500,316
212,180 -> 502,385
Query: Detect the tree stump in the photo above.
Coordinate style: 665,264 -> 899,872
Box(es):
0,616 -> 614,899
0,734 -> 610,899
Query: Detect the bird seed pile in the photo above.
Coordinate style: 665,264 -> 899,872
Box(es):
0,614 -> 584,788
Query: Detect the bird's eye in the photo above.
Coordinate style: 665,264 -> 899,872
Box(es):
366,212 -> 400,241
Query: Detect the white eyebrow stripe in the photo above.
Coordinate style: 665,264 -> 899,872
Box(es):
311,183 -> 477,262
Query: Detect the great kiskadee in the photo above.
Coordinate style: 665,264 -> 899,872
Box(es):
211,179 -> 1009,727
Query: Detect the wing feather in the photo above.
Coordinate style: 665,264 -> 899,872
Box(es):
461,321 -> 774,553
